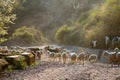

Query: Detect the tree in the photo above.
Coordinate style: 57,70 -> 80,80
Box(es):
0,0 -> 17,43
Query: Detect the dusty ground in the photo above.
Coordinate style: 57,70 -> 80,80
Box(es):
1,46 -> 120,80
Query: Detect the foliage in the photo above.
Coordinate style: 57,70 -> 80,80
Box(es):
4,65 -> 14,72
12,58 -> 27,70
55,0 -> 120,48
11,26 -> 45,45
1,0 -> 120,49
6,0 -> 104,44
84,0 -> 120,48
55,25 -> 85,46
5,57 -> 27,71
0,0 -> 17,43
55,25 -> 72,44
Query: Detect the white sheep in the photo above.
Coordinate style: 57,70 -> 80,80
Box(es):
102,50 -> 119,67
105,36 -> 111,48
47,51 -> 55,62
91,40 -> 97,48
61,52 -> 69,64
36,50 -> 43,60
111,37 -> 118,49
88,54 -> 98,63
70,52 -> 77,64
77,52 -> 86,65
105,36 -> 110,45
55,52 -> 62,63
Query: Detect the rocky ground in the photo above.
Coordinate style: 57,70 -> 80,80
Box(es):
0,46 -> 120,80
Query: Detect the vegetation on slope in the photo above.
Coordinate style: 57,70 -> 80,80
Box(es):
1,0 -> 120,49
55,0 -> 120,49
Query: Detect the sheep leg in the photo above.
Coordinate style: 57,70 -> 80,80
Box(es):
49,58 -> 51,62
73,60 -> 75,64
77,60 -> 80,64
55,57 -> 58,62
63,59 -> 65,64
53,58 -> 55,62
58,57 -> 60,63
71,59 -> 73,64
65,59 -> 66,64
79,60 -> 81,65
80,60 -> 82,65
110,61 -> 113,67
118,61 -> 120,67
38,54 -> 41,60
66,58 -> 69,64
74,59 -> 76,64
83,60 -> 84,65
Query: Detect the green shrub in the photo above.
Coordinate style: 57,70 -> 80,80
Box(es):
4,65 -> 14,72
55,25 -> 73,44
6,56 -> 27,70
13,59 -> 27,70
20,32 -> 34,44
10,26 -> 45,45
4,59 -> 27,71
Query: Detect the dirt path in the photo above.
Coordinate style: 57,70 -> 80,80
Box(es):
1,61 -> 120,80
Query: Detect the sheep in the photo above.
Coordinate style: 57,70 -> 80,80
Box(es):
102,48 -> 120,67
55,52 -> 62,63
117,37 -> 120,42
105,36 -> 110,45
105,36 -> 111,49
77,52 -> 86,65
111,37 -> 118,49
103,51 -> 117,66
91,39 -> 97,48
44,45 -> 62,53
70,52 -> 77,64
36,50 -> 43,60
61,52 -> 69,64
47,51 -> 55,62
88,54 -> 98,63
29,47 -> 40,53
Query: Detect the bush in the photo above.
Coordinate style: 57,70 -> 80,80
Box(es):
4,65 -> 14,72
55,25 -> 73,44
20,32 -> 34,44
4,58 -> 27,72
55,25 -> 85,46
11,26 -> 45,45
13,58 -> 27,70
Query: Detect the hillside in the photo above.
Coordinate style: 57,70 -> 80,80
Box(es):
10,0 -> 105,42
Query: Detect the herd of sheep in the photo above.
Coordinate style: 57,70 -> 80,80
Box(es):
1,44 -> 120,71
92,36 -> 120,49
43,45 -> 120,67
43,45 -> 98,65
